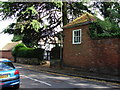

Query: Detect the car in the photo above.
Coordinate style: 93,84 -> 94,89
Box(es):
0,58 -> 20,89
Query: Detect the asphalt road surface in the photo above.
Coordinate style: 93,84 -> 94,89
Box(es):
15,65 -> 120,89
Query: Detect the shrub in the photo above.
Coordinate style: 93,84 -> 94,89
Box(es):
12,43 -> 44,60
12,43 -> 25,56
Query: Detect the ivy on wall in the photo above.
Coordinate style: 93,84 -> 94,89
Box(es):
89,18 -> 120,39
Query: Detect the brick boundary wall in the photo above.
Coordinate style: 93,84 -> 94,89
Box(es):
63,25 -> 120,76
0,50 -> 14,61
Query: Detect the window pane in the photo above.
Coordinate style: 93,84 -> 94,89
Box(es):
74,37 -> 77,43
77,37 -> 79,43
74,31 -> 77,36
0,62 -> 15,71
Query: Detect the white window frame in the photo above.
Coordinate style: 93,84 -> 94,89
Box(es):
72,29 -> 82,44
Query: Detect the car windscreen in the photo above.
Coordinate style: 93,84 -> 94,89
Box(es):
0,62 -> 15,71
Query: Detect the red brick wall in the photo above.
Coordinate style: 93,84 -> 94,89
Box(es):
0,50 -> 14,61
63,25 -> 120,75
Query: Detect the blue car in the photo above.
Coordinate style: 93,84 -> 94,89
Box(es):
0,58 -> 20,89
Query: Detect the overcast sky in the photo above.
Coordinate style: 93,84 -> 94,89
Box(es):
0,18 -> 15,49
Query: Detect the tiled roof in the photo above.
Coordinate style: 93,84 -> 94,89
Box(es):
1,41 -> 20,51
63,12 -> 95,29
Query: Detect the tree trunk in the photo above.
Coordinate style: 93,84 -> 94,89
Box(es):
62,2 -> 68,26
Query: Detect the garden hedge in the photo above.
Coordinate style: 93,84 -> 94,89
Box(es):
12,43 -> 44,60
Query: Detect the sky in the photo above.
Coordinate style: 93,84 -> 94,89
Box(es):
0,18 -> 15,49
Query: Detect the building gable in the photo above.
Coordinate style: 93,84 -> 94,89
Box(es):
63,12 -> 95,29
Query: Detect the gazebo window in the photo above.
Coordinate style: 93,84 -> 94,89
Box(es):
72,29 -> 81,44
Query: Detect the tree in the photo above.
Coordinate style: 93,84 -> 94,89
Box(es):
107,2 -> 120,24
62,2 -> 91,25
92,2 -> 120,23
0,2 -> 90,48
62,2 -> 68,26
1,2 -> 61,48
89,2 -> 120,39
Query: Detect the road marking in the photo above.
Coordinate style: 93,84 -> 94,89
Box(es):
16,66 -> 22,69
21,75 -> 52,87
39,70 -> 120,86
17,64 -> 120,86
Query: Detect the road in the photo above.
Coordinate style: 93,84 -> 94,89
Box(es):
15,65 -> 120,89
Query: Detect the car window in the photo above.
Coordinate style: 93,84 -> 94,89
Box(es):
0,62 -> 15,71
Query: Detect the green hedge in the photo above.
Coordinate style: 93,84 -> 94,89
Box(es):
12,43 -> 44,60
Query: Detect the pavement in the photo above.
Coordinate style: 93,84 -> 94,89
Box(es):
14,62 -> 120,84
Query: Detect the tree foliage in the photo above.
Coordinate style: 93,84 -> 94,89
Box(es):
92,2 -> 120,23
89,18 -> 120,39
89,2 -> 120,39
1,2 -> 61,48
65,2 -> 91,23
0,2 -> 90,48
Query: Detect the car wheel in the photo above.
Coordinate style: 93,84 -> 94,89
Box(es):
13,84 -> 20,89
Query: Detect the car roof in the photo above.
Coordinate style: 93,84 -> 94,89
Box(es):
0,58 -> 11,62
